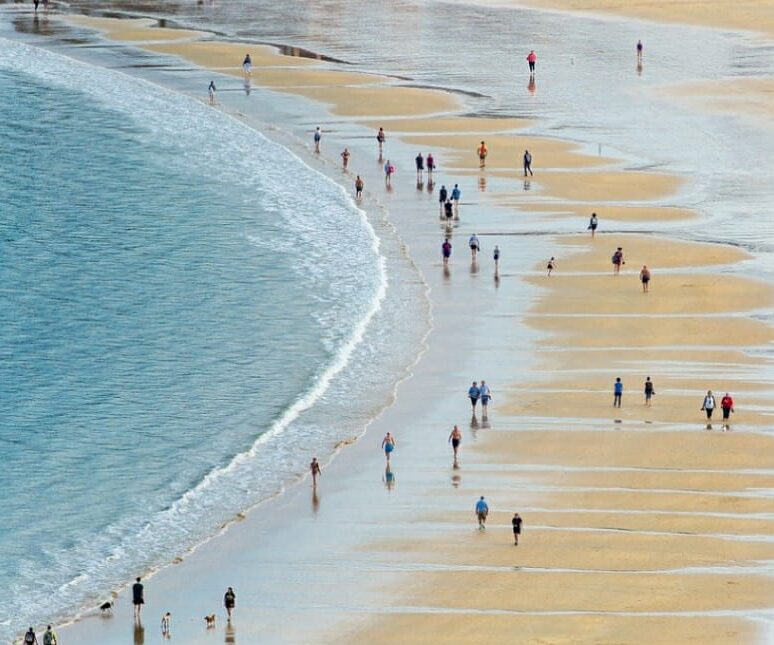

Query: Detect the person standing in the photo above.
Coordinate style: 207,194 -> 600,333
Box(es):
701,390 -> 716,423
208,80 -> 217,105
376,127 -> 386,155
480,380 -> 492,416
612,247 -> 625,274
438,185 -> 448,215
310,457 -> 321,486
588,212 -> 598,238
224,587 -> 236,620
442,237 -> 452,265
637,40 -> 644,62
721,392 -> 734,429
512,513 -> 523,546
477,140 -> 488,169
132,577 -> 144,621
23,628 -> 37,645
242,54 -> 252,76
613,377 -> 623,408
340,147 -> 350,170
313,126 -> 322,153
426,153 -> 436,176
42,626 -> 57,645
527,50 -> 537,75
381,432 -> 396,462
493,245 -> 501,273
448,425 -> 462,465
468,381 -> 481,411
639,265 -> 651,292
469,234 -> 480,259
451,184 -> 461,208
384,159 -> 395,186
644,377 -> 654,407
415,152 -> 425,181
355,175 -> 364,199
475,496 -> 489,529
523,149 -> 533,176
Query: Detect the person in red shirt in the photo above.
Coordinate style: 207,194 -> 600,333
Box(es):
721,393 -> 734,429
527,50 -> 537,75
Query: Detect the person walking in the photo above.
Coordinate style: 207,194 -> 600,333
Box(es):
477,140 -> 488,169
512,513 -> 523,546
132,577 -> 144,621
442,237 -> 452,265
384,159 -> 395,186
376,127 -> 386,155
310,457 -> 321,486
493,245 -> 500,273
526,50 -> 537,75
613,377 -> 623,408
242,53 -> 252,76
480,380 -> 492,417
721,392 -> 735,429
355,175 -> 364,199
451,184 -> 461,208
468,381 -> 481,411
644,377 -> 655,407
444,199 -> 454,221
42,626 -> 57,645
224,586 -> 236,620
23,628 -> 38,645
438,185 -> 448,215
415,152 -> 425,181
207,81 -> 217,105
637,40 -> 644,62
701,390 -> 716,425
426,153 -> 436,176
588,212 -> 598,238
639,265 -> 651,292
469,233 -> 480,259
612,247 -> 625,274
340,147 -> 350,170
523,149 -> 533,176
448,425 -> 462,465
475,496 -> 489,529
313,127 -> 322,153
546,256 -> 556,276
381,432 -> 396,462
33,0 -> 40,12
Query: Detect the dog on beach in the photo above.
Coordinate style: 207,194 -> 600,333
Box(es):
204,614 -> 216,628
99,601 -> 114,615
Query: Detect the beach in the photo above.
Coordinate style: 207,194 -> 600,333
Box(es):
2,1 -> 773,643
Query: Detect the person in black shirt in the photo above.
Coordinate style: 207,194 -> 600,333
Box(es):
132,577 -> 144,620
512,513 -> 523,546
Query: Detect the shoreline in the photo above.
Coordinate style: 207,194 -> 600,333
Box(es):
5,3 -> 774,643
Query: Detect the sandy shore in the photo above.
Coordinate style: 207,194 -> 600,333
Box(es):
39,9 -> 774,645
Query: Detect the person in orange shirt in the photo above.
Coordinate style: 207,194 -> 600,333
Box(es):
477,140 -> 488,169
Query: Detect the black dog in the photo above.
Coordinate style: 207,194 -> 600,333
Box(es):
99,601 -> 114,615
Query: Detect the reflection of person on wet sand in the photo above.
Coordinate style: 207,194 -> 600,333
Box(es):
528,76 -> 536,95
383,463 -> 395,490
133,623 -> 145,645
310,457 -> 321,486
448,425 -> 462,466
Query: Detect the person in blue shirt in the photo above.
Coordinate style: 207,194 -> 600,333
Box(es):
479,380 -> 492,417
613,377 -> 623,408
475,496 -> 489,529
468,381 -> 481,411
450,184 -> 461,214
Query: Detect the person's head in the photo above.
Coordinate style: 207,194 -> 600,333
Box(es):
642,264 -> 647,269
136,577 -> 141,582
481,380 -> 486,385
592,212 -> 597,217
725,392 -> 730,396
445,237 -> 449,243
472,381 -> 477,386
228,587 -> 234,592
481,140 -> 485,145
617,247 -> 622,251
28,628 -> 34,633
616,377 -> 621,383
480,496 -> 485,500
707,390 -> 713,395
646,376 -> 651,381
454,183 -> 458,188
46,626 -> 51,631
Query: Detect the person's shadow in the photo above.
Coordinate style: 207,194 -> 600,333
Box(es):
383,464 -> 395,491
243,77 -> 251,96
133,622 -> 145,645
470,413 -> 479,430
478,176 -> 487,192
528,77 -> 536,95
636,61 -> 643,76
523,180 -> 531,191
312,486 -> 320,514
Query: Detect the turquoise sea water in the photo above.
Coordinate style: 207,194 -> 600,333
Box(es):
0,39 -> 385,640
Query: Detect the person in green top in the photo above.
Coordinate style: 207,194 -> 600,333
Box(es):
42,626 -> 57,645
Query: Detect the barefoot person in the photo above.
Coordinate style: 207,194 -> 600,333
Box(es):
442,237 -> 452,265
242,53 -> 252,76
381,432 -> 396,462
313,127 -> 322,153
477,140 -> 488,169
438,185 -> 448,215
310,457 -> 321,486
468,381 -> 481,411
526,49 -> 537,75
355,175 -> 364,199
588,212 -> 598,238
644,376 -> 655,407
480,380 -> 492,416
161,613 -> 171,637
376,127 -> 386,155
612,246 -> 625,274
426,152 -> 436,176
475,496 -> 489,529
512,513 -> 523,545
701,390 -> 716,425
42,626 -> 57,645
469,233 -> 480,259
523,149 -> 533,176
546,256 -> 556,276
340,147 -> 350,170
23,628 -> 37,645
224,587 -> 236,620
384,159 -> 395,186
415,152 -> 425,181
132,577 -> 144,621
637,39 -> 644,62
493,245 -> 501,273
451,184 -> 461,210
208,81 -> 217,105
613,377 -> 623,408
639,265 -> 651,292
448,425 -> 462,465
721,392 -> 735,429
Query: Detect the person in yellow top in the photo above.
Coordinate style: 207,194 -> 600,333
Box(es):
477,140 -> 488,168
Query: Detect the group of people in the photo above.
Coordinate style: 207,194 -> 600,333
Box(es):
22,626 -> 56,645
474,497 -> 523,545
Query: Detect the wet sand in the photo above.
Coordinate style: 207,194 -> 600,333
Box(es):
46,9 -> 774,645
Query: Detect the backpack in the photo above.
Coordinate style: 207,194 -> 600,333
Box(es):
43,632 -> 54,645
25,633 -> 35,645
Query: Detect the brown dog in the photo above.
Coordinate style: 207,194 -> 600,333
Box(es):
204,614 -> 216,628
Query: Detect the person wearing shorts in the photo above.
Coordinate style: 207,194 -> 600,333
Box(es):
612,247 -> 625,274
479,381 -> 492,416
468,381 -> 480,410
438,185 -> 448,215
442,238 -> 452,265
224,587 -> 236,620
426,153 -> 436,176
721,393 -> 734,429
242,54 -> 252,75
475,496 -> 489,529
613,378 -> 623,408
448,425 -> 462,465
355,175 -> 364,199
381,432 -> 396,462
415,152 -> 424,181
588,212 -> 598,238
314,127 -> 322,153
132,577 -> 144,620
702,390 -> 716,423
527,50 -> 537,75
640,265 -> 651,292
477,141 -> 488,169
512,513 -> 523,545
644,377 -> 654,406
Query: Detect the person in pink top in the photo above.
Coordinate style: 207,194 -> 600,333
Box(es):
527,50 -> 537,75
